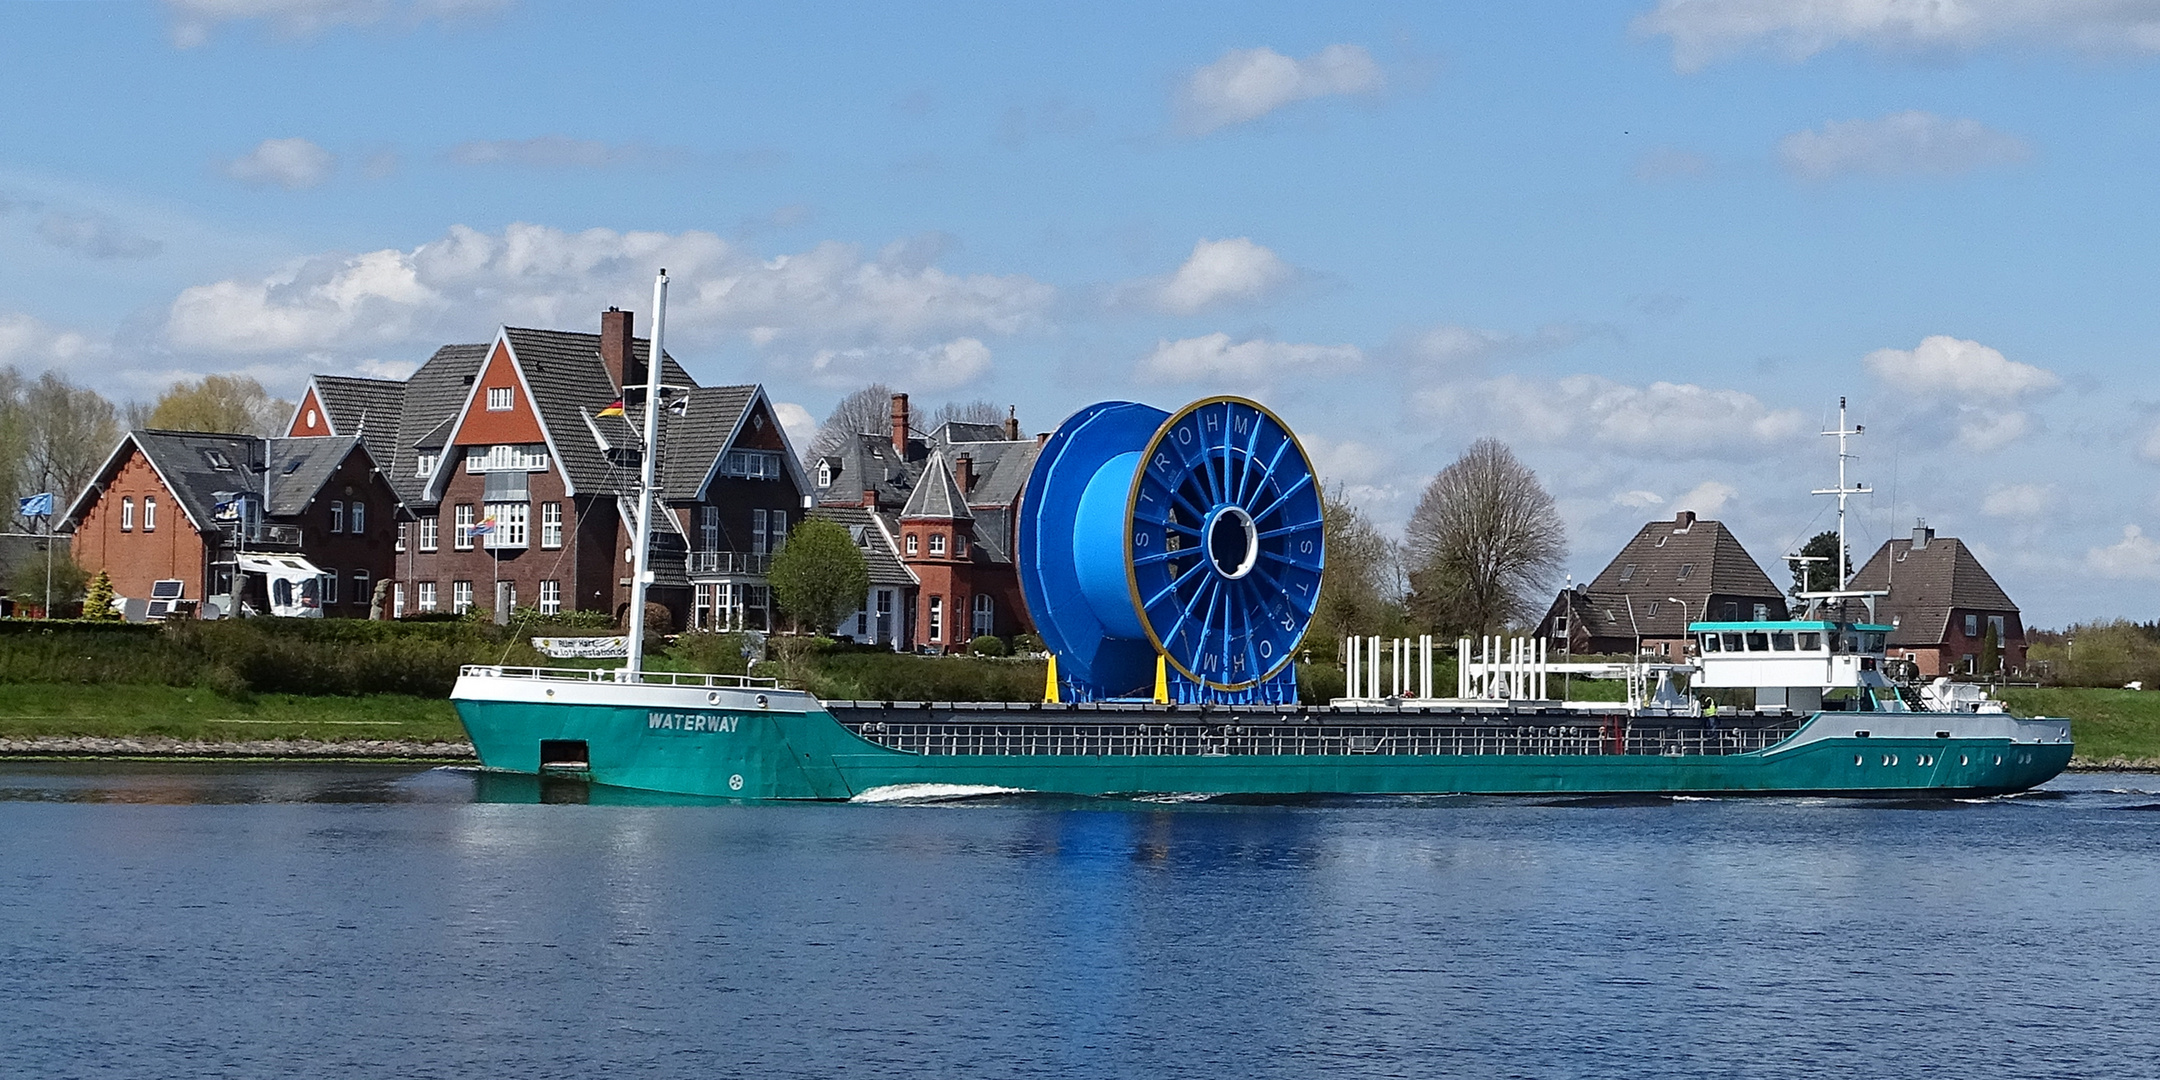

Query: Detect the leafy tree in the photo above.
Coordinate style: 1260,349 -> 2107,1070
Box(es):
769,518 -> 869,635
81,569 -> 118,621
1402,438 -> 1565,638
1312,483 -> 1399,644
6,540 -> 88,613
148,374 -> 292,436
808,383 -> 897,461
1788,530 -> 1849,598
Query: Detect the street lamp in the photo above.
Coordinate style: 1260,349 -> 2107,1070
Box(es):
1667,596 -> 1693,655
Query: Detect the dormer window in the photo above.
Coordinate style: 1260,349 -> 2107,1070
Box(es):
1646,601 -> 1661,617
486,387 -> 513,411
1618,563 -> 1636,582
201,448 -> 234,471
1677,563 -> 1694,581
817,460 -> 833,488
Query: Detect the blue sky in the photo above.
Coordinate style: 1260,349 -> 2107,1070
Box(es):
5,0 -> 2160,627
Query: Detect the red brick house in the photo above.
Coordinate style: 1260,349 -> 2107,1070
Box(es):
1847,524 -> 2026,677
1534,510 -> 1789,658
62,431 -> 400,618
289,309 -> 808,630
811,393 -> 1039,652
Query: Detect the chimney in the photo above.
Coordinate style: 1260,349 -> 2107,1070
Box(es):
1034,431 -> 1050,449
891,393 -> 910,456
1912,521 -> 1934,550
600,308 -> 638,391
954,454 -> 973,495
1003,406 -> 1020,441
1673,510 -> 1696,529
863,488 -> 879,509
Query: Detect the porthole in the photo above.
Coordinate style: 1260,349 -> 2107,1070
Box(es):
1881,754 -> 1894,767
1994,755 -> 2003,766
1855,754 -> 1865,766
1960,755 -> 1969,766
707,691 -> 721,705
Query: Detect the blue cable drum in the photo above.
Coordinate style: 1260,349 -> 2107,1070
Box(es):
1017,396 -> 1326,704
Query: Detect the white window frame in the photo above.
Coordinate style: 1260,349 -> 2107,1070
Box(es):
419,514 -> 439,552
353,570 -> 370,608
928,595 -> 943,643
486,386 -> 513,411
769,509 -> 787,553
752,509 -> 769,555
973,593 -> 993,636
418,581 -> 438,612
393,582 -> 406,618
929,533 -> 946,556
329,501 -> 345,533
452,580 -> 473,615
351,501 -> 365,535
700,505 -> 719,551
905,533 -> 918,556
321,570 -> 340,605
484,501 -> 529,549
121,496 -> 133,532
541,502 -> 563,549
454,504 -> 475,550
143,496 -> 157,532
466,444 -> 547,473
415,451 -> 440,478
539,580 -> 561,615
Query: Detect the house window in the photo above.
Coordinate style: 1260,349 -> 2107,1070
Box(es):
201,449 -> 234,471
121,497 -> 133,531
541,502 -> 563,548
1753,603 -> 1769,622
1961,654 -> 1976,675
1646,601 -> 1661,617
905,533 -> 919,555
484,502 -> 529,549
454,504 -> 475,550
306,408 -> 318,428
1964,614 -> 1980,638
1677,563 -> 1694,581
465,444 -> 547,472
1618,563 -> 1636,582
419,514 -> 439,552
329,501 -> 345,533
418,581 -> 438,612
699,505 -> 719,551
972,594 -> 993,636
353,570 -> 370,608
954,533 -> 967,558
486,387 -> 513,411
393,583 -> 405,618
321,569 -> 339,605
928,595 -> 943,643
929,533 -> 947,556
721,450 -> 781,479
539,580 -> 561,616
143,497 -> 156,532
1721,602 -> 1739,620
768,510 -> 787,553
452,580 -> 474,614
752,509 -> 769,555
351,501 -> 365,535
396,523 -> 407,553
416,451 -> 440,477
816,460 -> 832,488
1989,615 -> 2006,641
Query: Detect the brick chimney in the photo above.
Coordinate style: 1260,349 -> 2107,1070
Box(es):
890,393 -> 910,456
954,454 -> 973,495
600,308 -> 636,391
863,488 -> 879,509
1003,406 -> 1019,441
1673,510 -> 1696,529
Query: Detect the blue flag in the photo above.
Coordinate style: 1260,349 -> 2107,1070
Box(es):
17,492 -> 53,517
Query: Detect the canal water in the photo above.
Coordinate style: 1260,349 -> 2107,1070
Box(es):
1,763 -> 2153,1079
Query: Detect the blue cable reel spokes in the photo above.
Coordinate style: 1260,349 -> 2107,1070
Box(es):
1017,395 -> 1325,703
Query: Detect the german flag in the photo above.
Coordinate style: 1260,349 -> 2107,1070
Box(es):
597,398 -> 624,418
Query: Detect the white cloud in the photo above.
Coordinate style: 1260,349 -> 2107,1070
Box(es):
1302,436 -> 1386,487
0,313 -> 102,368
773,401 -> 816,455
1399,322 -> 1588,368
163,222 -> 1055,358
1421,375 -> 1806,457
1149,237 -> 1295,314
354,357 -> 417,380
2087,524 -> 2160,581
1779,112 -> 2029,180
1613,489 -> 1665,509
1176,44 -> 1384,134
1672,480 -> 1739,516
1635,0 -> 2160,71
805,338 -> 991,392
446,136 -> 682,170
1954,409 -> 2033,453
36,212 -> 162,259
1982,482 -> 2053,518
1864,335 -> 2059,399
224,137 -> 337,190
164,0 -> 508,48
1135,332 -> 1361,387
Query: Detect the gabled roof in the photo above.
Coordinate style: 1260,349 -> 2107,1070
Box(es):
901,450 -> 973,521
1848,531 -> 2020,646
1572,512 -> 1787,638
60,430 -> 375,535
308,375 -> 407,449
808,505 -> 920,587
498,327 -> 693,496
384,343 -> 489,504
662,385 -> 755,499
264,436 -> 370,516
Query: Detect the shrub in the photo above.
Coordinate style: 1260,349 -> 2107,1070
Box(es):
1010,632 -> 1045,655
668,632 -> 752,677
969,634 -> 1009,657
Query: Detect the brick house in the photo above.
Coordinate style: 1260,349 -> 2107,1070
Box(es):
62,431 -> 400,618
1534,510 -> 1789,658
289,309 -> 809,629
1846,524 -> 2026,677
812,392 -> 1039,652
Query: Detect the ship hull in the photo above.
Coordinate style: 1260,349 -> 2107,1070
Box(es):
453,672 -> 2073,801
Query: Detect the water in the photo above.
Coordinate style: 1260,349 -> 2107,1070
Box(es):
2,764 -> 2155,1079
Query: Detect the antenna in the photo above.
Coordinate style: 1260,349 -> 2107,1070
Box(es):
1813,396 -> 1869,590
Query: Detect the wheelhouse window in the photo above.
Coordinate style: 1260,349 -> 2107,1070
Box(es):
1797,632 -> 1823,650
1770,632 -> 1796,651
1745,632 -> 1769,651
1721,633 -> 1743,652
1700,633 -> 1720,653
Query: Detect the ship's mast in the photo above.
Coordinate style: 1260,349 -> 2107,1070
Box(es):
1813,396 -> 1870,590
623,269 -> 668,677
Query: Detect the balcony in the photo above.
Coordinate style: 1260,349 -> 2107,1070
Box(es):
686,551 -> 770,577
220,523 -> 304,549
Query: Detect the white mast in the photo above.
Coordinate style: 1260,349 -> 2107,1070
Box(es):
1812,396 -> 1869,589
623,269 -> 668,676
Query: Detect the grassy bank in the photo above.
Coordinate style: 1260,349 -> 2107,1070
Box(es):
2000,687 -> 2160,768
0,684 -> 463,744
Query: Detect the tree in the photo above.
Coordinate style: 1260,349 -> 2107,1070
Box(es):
1788,530 -> 1848,598
81,569 -> 118,621
0,370 -> 122,533
925,399 -> 1007,432
808,383 -> 897,462
1980,620 -> 2000,677
1312,484 -> 1398,644
148,374 -> 291,436
6,540 -> 88,614
1401,438 -> 1565,638
768,518 -> 870,635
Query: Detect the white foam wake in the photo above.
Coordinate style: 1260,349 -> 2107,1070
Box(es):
849,783 -> 1030,804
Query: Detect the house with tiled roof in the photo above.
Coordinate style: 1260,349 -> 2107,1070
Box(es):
813,392 -> 1040,651
1534,510 -> 1789,659
805,504 -> 921,649
290,308 -> 808,630
62,431 -> 399,618
1846,524 -> 2025,677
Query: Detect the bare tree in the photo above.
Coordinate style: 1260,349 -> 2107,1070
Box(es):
24,371 -> 121,515
1312,483 -> 1399,644
808,383 -> 896,462
1402,438 -> 1565,637
925,398 -> 1006,432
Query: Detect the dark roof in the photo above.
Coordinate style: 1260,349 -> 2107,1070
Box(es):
901,451 -> 973,520
264,436 -> 367,516
503,327 -> 690,497
62,430 -> 370,535
819,430 -> 921,509
661,384 -> 755,500
1567,512 -> 1787,638
1848,530 -> 2020,646
310,375 -> 406,460
808,506 -> 919,587
384,344 -> 488,504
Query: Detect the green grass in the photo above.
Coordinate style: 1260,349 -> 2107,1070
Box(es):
0,683 -> 464,744
2000,687 -> 2160,768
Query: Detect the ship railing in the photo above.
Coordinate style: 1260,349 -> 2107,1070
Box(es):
460,664 -> 782,690
834,719 -> 1806,758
